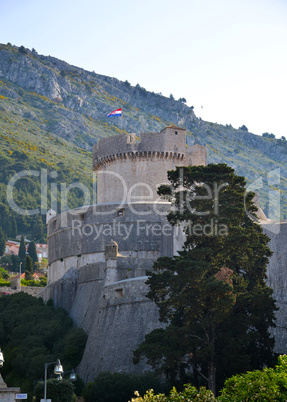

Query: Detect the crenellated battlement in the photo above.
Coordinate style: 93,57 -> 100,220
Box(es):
93,150 -> 186,171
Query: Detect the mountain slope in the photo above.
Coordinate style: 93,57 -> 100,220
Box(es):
0,42 -> 287,241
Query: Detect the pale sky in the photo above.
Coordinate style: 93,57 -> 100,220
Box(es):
1,0 -> 287,138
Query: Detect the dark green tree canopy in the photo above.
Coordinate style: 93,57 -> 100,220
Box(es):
135,164 -> 277,394
0,292 -> 87,398
27,240 -> 38,265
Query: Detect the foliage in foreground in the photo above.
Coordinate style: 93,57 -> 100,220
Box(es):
130,384 -> 215,402
218,354 -> 287,401
0,292 -> 87,398
130,355 -> 287,402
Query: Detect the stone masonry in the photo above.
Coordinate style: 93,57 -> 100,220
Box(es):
40,125 -> 287,381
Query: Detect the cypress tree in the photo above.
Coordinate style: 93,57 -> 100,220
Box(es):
18,235 -> 26,264
0,227 -> 5,256
25,255 -> 34,281
27,241 -> 38,267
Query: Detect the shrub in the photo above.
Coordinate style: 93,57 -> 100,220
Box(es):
262,132 -> 275,138
130,384 -> 215,401
20,278 -> 46,287
0,280 -> 10,287
83,372 -> 167,402
218,355 -> 287,401
19,46 -> 27,54
35,378 -> 74,402
239,124 -> 248,131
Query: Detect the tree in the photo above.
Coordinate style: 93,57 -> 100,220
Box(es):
281,136 -> 286,141
134,164 -> 276,394
27,241 -> 38,268
239,124 -> 248,131
0,227 -> 5,257
169,94 -> 175,100
18,234 -> 26,263
178,97 -> 187,103
11,254 -> 21,272
35,378 -> 74,402
18,45 -> 27,54
24,255 -> 34,280
32,215 -> 46,242
0,292 -> 87,395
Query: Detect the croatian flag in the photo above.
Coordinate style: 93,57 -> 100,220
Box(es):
107,108 -> 122,117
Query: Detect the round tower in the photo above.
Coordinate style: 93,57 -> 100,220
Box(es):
93,126 -> 207,204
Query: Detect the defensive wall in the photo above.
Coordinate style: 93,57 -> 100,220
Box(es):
41,125 -> 207,381
40,125 -> 287,381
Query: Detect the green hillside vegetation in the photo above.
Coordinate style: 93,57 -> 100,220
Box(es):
0,42 -> 287,241
0,100 -> 94,241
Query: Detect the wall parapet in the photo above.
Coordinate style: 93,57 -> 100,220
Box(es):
93,150 -> 185,171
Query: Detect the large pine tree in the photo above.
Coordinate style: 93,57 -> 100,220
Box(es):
134,164 -> 277,394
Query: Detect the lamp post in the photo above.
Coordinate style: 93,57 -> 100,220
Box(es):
19,262 -> 22,290
44,359 -> 63,401
63,369 -> 76,382
0,348 -> 4,367
0,348 -> 6,388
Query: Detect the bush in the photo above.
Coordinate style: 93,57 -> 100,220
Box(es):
218,355 -> 287,401
20,278 -> 46,287
262,132 -> 275,138
35,378 -> 74,402
19,46 -> 27,54
0,280 -> 10,287
83,372 -> 167,402
0,267 -> 9,280
130,384 -> 215,401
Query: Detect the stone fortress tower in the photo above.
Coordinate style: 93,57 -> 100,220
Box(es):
41,124 -> 287,381
41,126 -> 207,381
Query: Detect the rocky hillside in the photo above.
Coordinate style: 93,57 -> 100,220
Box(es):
0,42 -> 287,233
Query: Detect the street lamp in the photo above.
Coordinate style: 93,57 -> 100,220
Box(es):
69,369 -> 76,382
44,359 -> 63,401
0,348 -> 6,388
19,262 -> 22,290
63,369 -> 76,381
0,348 -> 4,367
